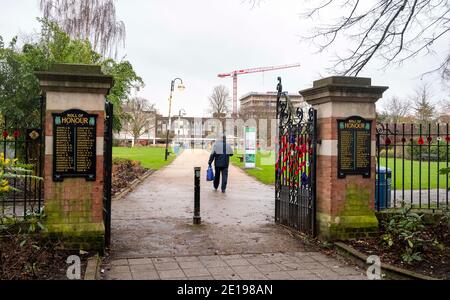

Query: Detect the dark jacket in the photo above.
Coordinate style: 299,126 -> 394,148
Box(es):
208,140 -> 234,168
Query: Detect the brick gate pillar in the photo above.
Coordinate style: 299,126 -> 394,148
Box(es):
36,64 -> 113,250
300,77 -> 388,240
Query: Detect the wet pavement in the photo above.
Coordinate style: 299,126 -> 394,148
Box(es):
105,149 -> 366,280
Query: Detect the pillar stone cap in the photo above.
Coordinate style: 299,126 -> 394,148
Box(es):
35,63 -> 114,94
313,76 -> 372,88
300,76 -> 388,106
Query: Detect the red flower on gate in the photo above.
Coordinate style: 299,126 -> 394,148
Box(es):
301,144 -> 307,153
418,137 -> 425,145
2,130 -> 8,139
427,136 -> 433,143
446,136 -> 450,143
13,130 -> 20,138
385,137 -> 392,146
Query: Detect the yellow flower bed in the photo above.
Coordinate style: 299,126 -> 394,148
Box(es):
0,153 -> 17,194
0,179 -> 8,193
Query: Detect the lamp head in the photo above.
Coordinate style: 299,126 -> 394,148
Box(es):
177,84 -> 186,92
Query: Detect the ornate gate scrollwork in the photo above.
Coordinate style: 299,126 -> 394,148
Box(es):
275,77 -> 317,236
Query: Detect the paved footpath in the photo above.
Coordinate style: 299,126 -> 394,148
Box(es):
103,149 -> 366,280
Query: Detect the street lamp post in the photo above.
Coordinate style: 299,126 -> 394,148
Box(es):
165,78 -> 185,161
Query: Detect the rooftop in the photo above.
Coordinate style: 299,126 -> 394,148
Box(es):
239,91 -> 303,101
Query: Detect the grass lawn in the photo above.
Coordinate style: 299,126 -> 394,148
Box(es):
230,151 -> 450,190
378,157 -> 450,190
113,147 -> 175,170
231,151 -> 276,185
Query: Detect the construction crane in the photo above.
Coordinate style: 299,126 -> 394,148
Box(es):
218,63 -> 302,117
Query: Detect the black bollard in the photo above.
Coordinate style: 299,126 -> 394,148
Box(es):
193,167 -> 202,225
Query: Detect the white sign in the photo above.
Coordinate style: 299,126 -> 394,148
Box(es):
245,127 -> 257,169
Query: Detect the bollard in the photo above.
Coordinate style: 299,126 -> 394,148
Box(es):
193,167 -> 202,225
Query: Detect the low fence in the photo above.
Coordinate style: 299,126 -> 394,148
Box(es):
1,120 -> 43,219
376,123 -> 450,211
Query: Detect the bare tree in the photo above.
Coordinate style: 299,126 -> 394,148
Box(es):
208,85 -> 231,117
412,83 -> 435,123
437,99 -> 450,123
251,0 -> 450,77
382,96 -> 411,124
123,97 -> 156,146
39,0 -> 126,58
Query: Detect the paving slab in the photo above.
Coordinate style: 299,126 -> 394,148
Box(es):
132,271 -> 160,280
207,266 -> 236,276
265,272 -> 294,280
179,261 -> 205,269
130,264 -> 156,273
154,262 -> 180,271
202,259 -> 228,268
158,269 -> 186,280
288,270 -> 321,280
128,258 -> 152,265
213,274 -> 241,280
256,264 -> 283,274
226,258 -> 251,267
183,268 -> 211,278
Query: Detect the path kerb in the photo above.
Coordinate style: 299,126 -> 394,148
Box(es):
301,76 -> 388,240
36,64 -> 113,250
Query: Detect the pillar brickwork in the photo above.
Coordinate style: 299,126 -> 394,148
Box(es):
36,64 -> 113,250
301,77 -> 388,240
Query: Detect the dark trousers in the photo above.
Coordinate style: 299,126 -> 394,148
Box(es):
214,167 -> 229,191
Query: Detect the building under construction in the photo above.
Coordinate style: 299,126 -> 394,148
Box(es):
239,91 -> 305,120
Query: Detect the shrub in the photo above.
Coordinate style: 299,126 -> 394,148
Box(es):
406,141 -> 450,161
0,153 -> 44,226
381,205 -> 444,264
378,148 -> 396,158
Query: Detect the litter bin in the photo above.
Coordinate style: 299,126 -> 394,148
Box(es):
375,167 -> 392,210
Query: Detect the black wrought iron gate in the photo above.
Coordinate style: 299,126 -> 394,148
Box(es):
103,101 -> 113,249
275,78 -> 318,236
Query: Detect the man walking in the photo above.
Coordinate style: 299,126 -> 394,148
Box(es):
208,135 -> 234,193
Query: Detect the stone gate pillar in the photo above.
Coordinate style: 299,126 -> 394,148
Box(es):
36,64 -> 113,250
300,77 -> 388,240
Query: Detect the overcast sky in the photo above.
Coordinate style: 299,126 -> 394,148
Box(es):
0,0 -> 448,117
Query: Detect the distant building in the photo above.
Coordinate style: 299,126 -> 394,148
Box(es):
115,92 -> 306,149
154,115 -> 225,149
239,92 -> 306,120
239,92 -> 306,147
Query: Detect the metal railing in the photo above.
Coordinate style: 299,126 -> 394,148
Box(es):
1,124 -> 44,219
376,123 -> 450,211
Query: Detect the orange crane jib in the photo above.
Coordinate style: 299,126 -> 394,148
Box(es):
218,63 -> 301,117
